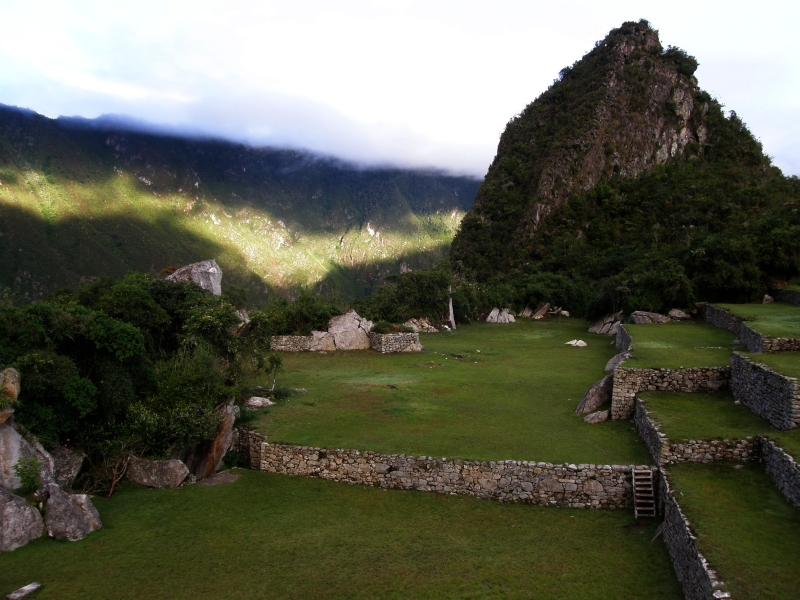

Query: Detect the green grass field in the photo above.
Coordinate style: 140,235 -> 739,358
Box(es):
0,470 -> 683,600
252,319 -> 651,465
667,462 -> 800,600
742,351 -> 800,380
715,303 -> 800,338
638,391 -> 800,458
621,322 -> 735,369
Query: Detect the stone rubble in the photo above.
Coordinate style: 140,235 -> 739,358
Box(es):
628,311 -> 670,324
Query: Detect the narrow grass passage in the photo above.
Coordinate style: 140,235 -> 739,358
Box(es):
667,462 -> 800,599
254,320 -> 651,465
0,471 -> 682,599
716,302 -> 800,339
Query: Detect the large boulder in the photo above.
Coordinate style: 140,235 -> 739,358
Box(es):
575,375 -> 613,415
588,311 -> 624,334
309,330 -> 336,351
583,410 -> 610,424
628,311 -> 670,324
497,309 -> 515,324
486,308 -> 500,323
0,423 -> 54,491
127,456 -> 189,488
532,303 -> 551,319
604,352 -> 629,372
327,310 -> 373,350
50,446 -> 86,490
668,308 -> 690,320
174,400 -> 238,480
166,259 -> 223,296
520,306 -> 533,318
43,483 -> 102,541
0,487 -> 45,552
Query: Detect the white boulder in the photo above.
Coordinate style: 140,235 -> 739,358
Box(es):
166,259 -> 223,296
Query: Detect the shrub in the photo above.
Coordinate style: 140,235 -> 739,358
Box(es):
13,457 -> 41,496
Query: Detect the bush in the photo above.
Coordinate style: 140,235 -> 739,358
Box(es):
371,321 -> 413,334
13,457 -> 41,495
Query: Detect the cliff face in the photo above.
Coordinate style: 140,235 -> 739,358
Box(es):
451,20 -> 723,277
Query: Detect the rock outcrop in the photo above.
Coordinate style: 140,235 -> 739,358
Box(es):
126,456 -> 189,488
0,487 -> 45,552
327,310 -> 373,350
0,423 -> 55,491
628,311 -> 671,324
309,330 -> 336,351
403,318 -> 439,333
589,311 -> 624,335
43,483 -> 102,541
575,375 -> 613,415
50,446 -> 86,490
583,410 -> 610,424
486,308 -> 515,324
166,259 -> 223,296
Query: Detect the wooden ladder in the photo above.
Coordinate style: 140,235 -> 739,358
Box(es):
633,467 -> 656,518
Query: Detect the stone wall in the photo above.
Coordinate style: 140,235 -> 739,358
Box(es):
704,304 -> 742,335
635,397 -> 758,466
730,352 -> 800,430
777,289 -> 800,306
759,436 -> 800,508
739,323 -> 800,353
616,324 -> 632,352
611,367 -> 730,420
237,435 -> 635,509
658,470 -> 731,600
270,335 -> 312,352
368,332 -> 423,353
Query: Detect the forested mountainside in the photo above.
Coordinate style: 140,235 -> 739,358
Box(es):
451,20 -> 800,314
0,105 -> 480,301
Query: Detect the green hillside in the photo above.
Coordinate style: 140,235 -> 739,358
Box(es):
0,106 -> 480,301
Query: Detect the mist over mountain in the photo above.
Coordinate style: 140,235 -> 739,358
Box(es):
0,104 -> 480,300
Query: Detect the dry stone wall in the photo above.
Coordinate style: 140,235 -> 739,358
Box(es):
658,470 -> 731,600
635,398 -> 757,466
235,433 -> 635,508
704,304 -> 742,335
611,367 -> 730,420
739,323 -> 800,353
730,352 -> 800,429
368,332 -> 423,353
270,335 -> 311,352
759,436 -> 800,508
777,289 -> 800,306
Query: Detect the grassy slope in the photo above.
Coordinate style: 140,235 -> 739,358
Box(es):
715,302 -> 800,338
668,462 -> 800,600
0,107 -> 480,299
0,471 -> 682,600
253,319 -> 651,465
622,322 -> 735,369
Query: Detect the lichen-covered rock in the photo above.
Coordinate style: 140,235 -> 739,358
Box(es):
583,410 -> 609,424
0,424 -> 54,491
127,456 -> 189,488
1,367 -> 21,403
575,375 -> 613,415
50,446 -> 86,490
166,259 -> 223,296
0,487 -> 45,552
328,310 -> 373,350
43,483 -> 102,541
668,308 -> 690,320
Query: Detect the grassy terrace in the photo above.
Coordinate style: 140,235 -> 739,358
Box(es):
715,302 -> 800,338
638,391 -> 800,458
742,351 -> 800,380
667,463 -> 800,600
0,470 -> 683,600
252,320 -> 652,465
622,322 -> 735,369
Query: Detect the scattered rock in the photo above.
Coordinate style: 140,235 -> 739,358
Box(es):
0,423 -> 55,491
309,330 -> 336,351
1,368 -> 21,403
575,375 -> 613,414
532,303 -> 551,319
5,582 -> 42,599
763,294 -> 774,304
588,311 -> 623,334
328,310 -> 373,350
196,470 -> 240,486
565,339 -> 587,347
520,306 -> 533,318
668,308 -> 690,320
43,483 -> 102,541
126,456 -> 189,488
583,410 -> 609,424
231,309 -> 251,337
244,396 -> 276,408
560,310 -> 570,318
166,259 -> 223,296
487,308 -> 515,323
628,311 -> 670,324
604,352 -> 629,372
403,318 -> 438,333
486,307 -> 500,323
0,488 -> 45,552
50,446 -> 86,490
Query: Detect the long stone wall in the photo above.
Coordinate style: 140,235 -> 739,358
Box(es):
658,470 -> 731,600
611,367 -> 730,420
368,332 -> 423,353
270,335 -> 312,352
236,433 -> 635,509
616,324 -> 632,352
777,289 -> 800,306
635,397 -> 757,466
759,436 -> 800,508
704,304 -> 742,335
730,352 -> 800,430
739,323 -> 800,353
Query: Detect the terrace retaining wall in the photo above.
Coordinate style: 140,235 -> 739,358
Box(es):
739,323 -> 800,353
368,332 -> 423,353
233,430 -> 635,509
611,367 -> 730,420
658,470 -> 731,600
730,352 -> 800,430
704,304 -> 742,335
634,397 -> 758,466
270,335 -> 312,352
759,436 -> 800,508
777,289 -> 800,306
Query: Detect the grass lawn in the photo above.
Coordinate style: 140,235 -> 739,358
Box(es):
715,302 -> 800,338
622,322 -> 735,369
251,320 -> 651,465
638,391 -> 800,458
667,462 -> 800,600
0,470 -> 683,600
742,351 -> 800,380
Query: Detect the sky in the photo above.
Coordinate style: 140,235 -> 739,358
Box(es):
0,0 -> 798,177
